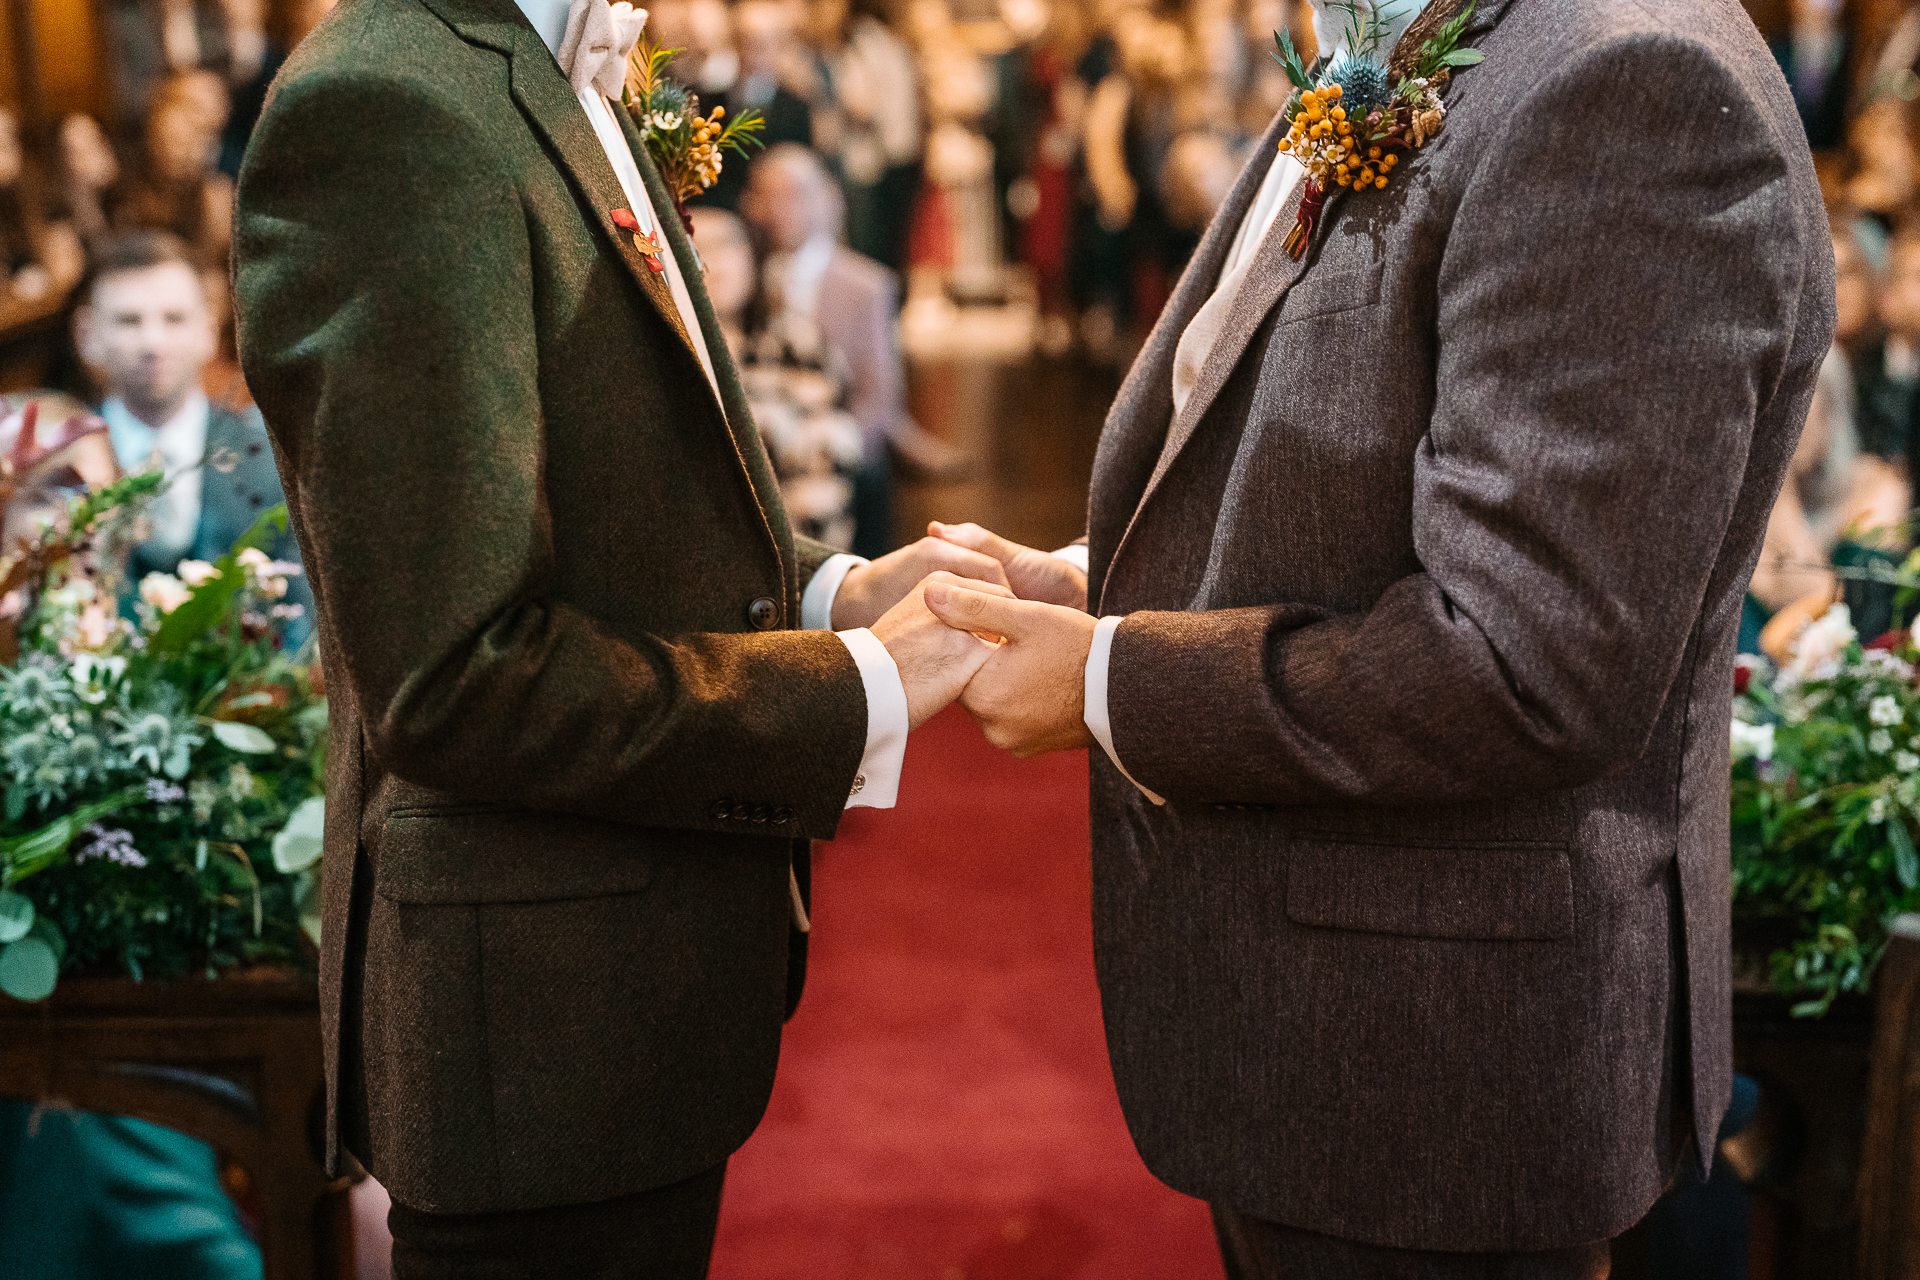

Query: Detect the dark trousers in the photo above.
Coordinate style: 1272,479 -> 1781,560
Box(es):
387,1162 -> 727,1280
1212,1207 -> 1612,1280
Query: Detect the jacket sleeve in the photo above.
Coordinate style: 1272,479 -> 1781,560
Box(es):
234,69 -> 868,839
1106,33 -> 1828,806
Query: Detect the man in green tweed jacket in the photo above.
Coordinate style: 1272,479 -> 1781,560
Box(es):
232,0 -> 1013,1272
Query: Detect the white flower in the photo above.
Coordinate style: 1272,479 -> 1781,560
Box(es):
1782,603 -> 1857,686
270,603 -> 304,620
1895,751 -> 1918,774
176,560 -> 220,587
648,111 -> 683,132
1872,796 -> 1891,824
1873,728 -> 1895,753
139,573 -> 191,616
1731,719 -> 1775,762
1872,695 -> 1905,727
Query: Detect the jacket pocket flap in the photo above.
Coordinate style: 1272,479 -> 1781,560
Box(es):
1286,835 -> 1573,941
1279,261 -> 1385,326
374,808 -> 661,904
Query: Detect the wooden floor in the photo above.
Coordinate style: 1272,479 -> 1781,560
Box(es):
893,355 -> 1120,555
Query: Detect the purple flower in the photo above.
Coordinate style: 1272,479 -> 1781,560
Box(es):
144,779 -> 184,804
74,824 -> 145,868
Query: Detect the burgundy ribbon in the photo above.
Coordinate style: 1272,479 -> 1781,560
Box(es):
1285,180 -> 1329,260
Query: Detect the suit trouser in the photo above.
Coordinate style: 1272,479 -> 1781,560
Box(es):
1210,1209 -> 1612,1280
386,1162 -> 727,1280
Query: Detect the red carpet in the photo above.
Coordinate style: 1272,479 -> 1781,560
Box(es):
709,705 -> 1225,1280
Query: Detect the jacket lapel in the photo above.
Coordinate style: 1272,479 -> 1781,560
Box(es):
505,47 -> 709,371
1097,0 -> 1525,607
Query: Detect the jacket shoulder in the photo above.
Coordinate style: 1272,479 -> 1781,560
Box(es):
823,248 -> 897,309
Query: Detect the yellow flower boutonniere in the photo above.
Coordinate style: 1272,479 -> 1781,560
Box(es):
1273,1 -> 1484,258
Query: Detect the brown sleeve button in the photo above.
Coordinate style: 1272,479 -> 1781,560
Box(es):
711,799 -> 732,820
751,805 -> 771,824
772,806 -> 793,824
731,802 -> 753,822
748,597 -> 782,630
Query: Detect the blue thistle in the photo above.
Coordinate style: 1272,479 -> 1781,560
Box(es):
1326,52 -> 1393,112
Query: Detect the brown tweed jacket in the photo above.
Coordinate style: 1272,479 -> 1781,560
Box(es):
1086,0 -> 1833,1251
234,0 -> 867,1214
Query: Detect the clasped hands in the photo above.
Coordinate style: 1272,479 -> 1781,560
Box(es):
830,523 -> 1096,756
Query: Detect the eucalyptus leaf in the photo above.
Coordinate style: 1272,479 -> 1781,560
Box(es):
0,936 -> 58,1001
211,721 -> 277,755
1442,48 -> 1485,66
1893,819 -> 1919,890
272,796 -> 326,873
28,915 -> 64,965
0,890 -> 31,943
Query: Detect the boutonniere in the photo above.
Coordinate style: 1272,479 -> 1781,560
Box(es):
1272,1 -> 1484,258
609,207 -> 666,272
622,38 -> 767,235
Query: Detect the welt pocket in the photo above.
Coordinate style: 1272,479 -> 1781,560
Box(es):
1285,833 -> 1573,941
1278,261 -> 1385,326
375,807 -> 659,906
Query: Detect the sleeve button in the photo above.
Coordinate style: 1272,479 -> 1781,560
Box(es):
751,805 -> 771,824
731,802 -> 753,821
772,806 -> 793,824
711,799 -> 732,820
748,597 -> 782,630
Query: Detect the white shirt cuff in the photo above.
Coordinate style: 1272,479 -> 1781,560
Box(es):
1051,543 -> 1090,572
802,553 -> 867,631
1084,615 -> 1165,806
835,626 -> 906,809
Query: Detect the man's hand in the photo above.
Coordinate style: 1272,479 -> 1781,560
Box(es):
872,572 -> 1013,730
923,580 -> 1097,757
928,522 -> 1088,611
832,537 -> 1013,630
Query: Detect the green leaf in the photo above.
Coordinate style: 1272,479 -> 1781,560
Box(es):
1893,819 -> 1919,889
0,890 -> 30,943
0,936 -> 58,1001
271,796 -> 326,874
1,787 -> 143,882
148,505 -> 289,657
1442,48 -> 1485,66
28,915 -> 64,965
211,721 -> 277,755
1271,27 -> 1313,91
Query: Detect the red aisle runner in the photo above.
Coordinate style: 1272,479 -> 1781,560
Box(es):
709,706 -> 1223,1280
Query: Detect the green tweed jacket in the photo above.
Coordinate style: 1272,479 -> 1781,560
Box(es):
233,0 -> 867,1214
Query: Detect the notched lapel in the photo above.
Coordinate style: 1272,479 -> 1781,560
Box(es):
503,36 -> 705,369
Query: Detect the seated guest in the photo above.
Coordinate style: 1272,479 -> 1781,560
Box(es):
1751,345 -> 1911,657
111,74 -> 235,269
1856,221 -> 1920,464
692,204 -> 863,550
0,108 -> 86,324
741,145 -> 961,556
55,114 -> 120,255
71,231 -> 310,643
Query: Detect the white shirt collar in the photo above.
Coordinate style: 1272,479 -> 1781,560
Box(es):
513,0 -> 573,57
1308,0 -> 1431,65
102,390 -> 209,467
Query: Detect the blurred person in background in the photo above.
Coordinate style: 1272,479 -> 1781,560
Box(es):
742,144 -> 918,557
103,0 -> 233,136
0,108 -> 86,327
72,231 -> 309,643
1855,219 -> 1920,462
691,0 -> 815,212
694,204 -> 863,550
111,72 -> 235,269
804,0 -> 924,274
1770,0 -> 1855,150
216,0 -> 286,177
56,114 -> 121,255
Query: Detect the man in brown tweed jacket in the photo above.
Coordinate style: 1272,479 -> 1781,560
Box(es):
232,0 -> 1018,1272
924,0 -> 1836,1273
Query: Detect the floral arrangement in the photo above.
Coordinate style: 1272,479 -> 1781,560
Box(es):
1272,1 -> 1482,257
623,40 -> 765,218
1732,603 -> 1920,1015
0,477 -> 323,1004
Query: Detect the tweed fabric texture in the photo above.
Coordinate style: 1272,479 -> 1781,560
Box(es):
1212,1206 -> 1611,1280
1086,0 -> 1833,1252
234,0 -> 867,1214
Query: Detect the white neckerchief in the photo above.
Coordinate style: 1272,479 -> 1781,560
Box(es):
1171,0 -> 1433,415
104,390 -> 209,560
515,0 -> 724,406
